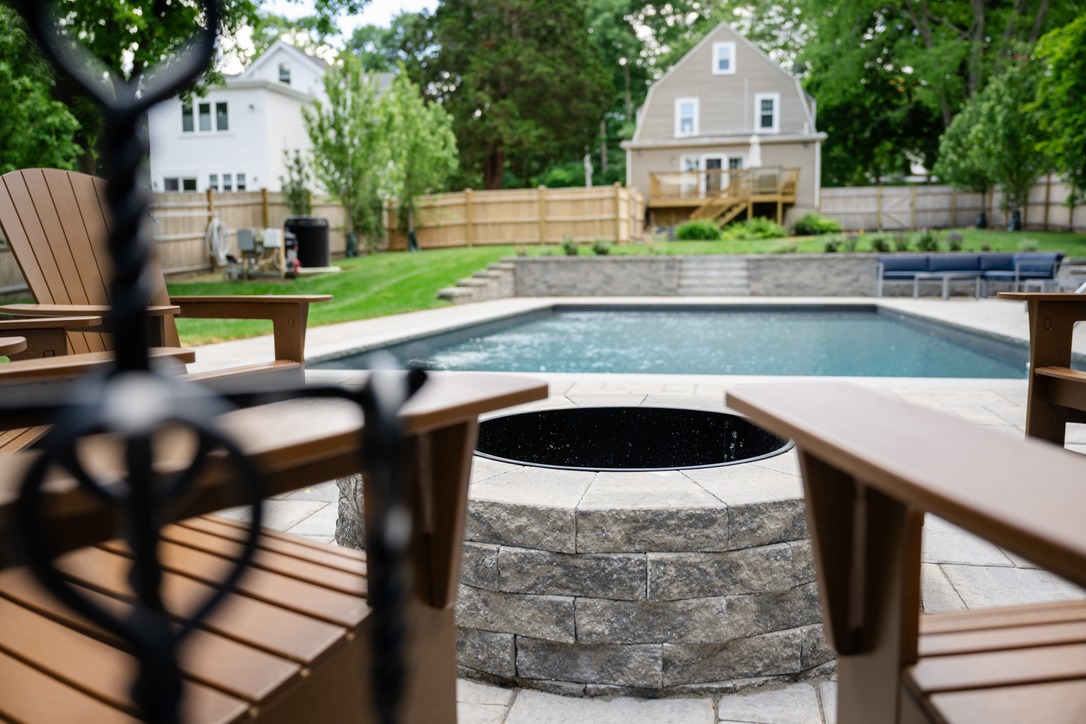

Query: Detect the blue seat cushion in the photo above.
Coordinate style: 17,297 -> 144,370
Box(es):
980,253 -> 1015,272
928,254 -> 981,273
879,255 -> 930,275
1013,252 -> 1062,277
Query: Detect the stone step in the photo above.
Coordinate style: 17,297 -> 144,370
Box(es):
677,286 -> 750,296
437,286 -> 474,301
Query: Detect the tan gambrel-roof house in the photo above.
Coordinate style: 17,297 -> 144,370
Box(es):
622,22 -> 826,228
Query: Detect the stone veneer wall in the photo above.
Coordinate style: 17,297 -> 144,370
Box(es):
746,254 -> 879,296
512,257 -> 680,297
338,452 -> 836,697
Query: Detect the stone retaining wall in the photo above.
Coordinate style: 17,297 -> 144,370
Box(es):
747,255 -> 878,296
513,256 -> 680,297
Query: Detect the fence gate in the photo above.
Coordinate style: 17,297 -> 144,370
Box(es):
879,187 -> 912,230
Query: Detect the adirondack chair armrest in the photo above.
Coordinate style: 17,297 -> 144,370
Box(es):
1,303 -> 181,349
170,295 -> 332,363
726,381 -> 1086,593
0,315 -> 102,360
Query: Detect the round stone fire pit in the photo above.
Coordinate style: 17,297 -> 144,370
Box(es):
451,405 -> 830,696
476,407 -> 792,472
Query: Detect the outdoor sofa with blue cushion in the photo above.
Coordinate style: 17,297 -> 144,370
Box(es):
876,252 -> 1064,297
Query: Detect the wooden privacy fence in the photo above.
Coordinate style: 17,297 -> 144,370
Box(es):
820,174 -> 1084,232
385,184 -> 646,251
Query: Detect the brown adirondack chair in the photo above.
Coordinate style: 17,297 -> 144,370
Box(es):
0,364 -> 548,722
998,292 -> 1086,447
0,168 -> 330,383
727,381 -> 1086,724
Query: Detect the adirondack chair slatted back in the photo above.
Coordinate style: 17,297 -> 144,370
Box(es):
0,168 -> 177,353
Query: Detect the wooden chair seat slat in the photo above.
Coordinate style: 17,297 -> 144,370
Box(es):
909,640 -> 1086,693
920,615 -> 1086,657
52,547 -> 350,663
0,596 -> 251,723
1,565 -> 307,704
159,524 -> 366,595
100,539 -> 367,627
924,680 -> 1086,724
0,648 -> 139,723
919,599 -> 1086,635
183,515 -> 368,572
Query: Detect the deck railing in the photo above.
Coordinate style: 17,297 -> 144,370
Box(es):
649,167 -> 799,203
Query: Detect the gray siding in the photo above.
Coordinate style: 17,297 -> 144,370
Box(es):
634,24 -> 812,144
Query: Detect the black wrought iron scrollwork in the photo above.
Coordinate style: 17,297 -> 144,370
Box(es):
6,2 -> 427,723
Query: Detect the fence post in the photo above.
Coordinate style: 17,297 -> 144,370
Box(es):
910,185 -> 917,230
1044,173 -> 1052,231
464,188 -> 474,247
261,188 -> 269,229
876,185 -> 883,231
950,188 -> 957,228
614,182 -> 623,242
537,186 -> 546,245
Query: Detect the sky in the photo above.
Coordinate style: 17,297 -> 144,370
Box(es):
263,0 -> 438,37
223,0 -> 437,72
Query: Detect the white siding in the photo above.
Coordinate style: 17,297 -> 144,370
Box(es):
148,87 -> 270,192
264,92 -> 314,191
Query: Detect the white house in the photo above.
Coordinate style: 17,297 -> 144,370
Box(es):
148,41 -> 365,194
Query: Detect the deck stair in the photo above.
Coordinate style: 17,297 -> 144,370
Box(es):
677,256 -> 750,296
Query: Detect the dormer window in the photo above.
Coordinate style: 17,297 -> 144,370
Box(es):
712,42 -> 736,75
675,97 -> 699,137
754,92 -> 780,133
279,63 -> 291,85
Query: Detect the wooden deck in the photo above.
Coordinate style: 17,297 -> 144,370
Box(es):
648,166 -> 798,226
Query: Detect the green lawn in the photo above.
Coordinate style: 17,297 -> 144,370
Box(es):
167,228 -> 1086,346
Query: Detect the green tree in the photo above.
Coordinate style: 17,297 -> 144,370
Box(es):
382,70 -> 458,238
936,57 -> 1048,223
0,6 -> 80,174
279,149 -> 313,216
303,53 -> 387,247
345,12 -> 432,73
1033,16 -> 1086,205
417,0 -> 612,190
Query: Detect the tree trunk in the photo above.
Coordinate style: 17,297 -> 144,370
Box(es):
483,144 -> 505,190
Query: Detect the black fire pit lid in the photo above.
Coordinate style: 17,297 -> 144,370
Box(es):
475,407 -> 792,472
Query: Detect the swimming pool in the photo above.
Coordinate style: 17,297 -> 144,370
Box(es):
314,304 -> 1031,378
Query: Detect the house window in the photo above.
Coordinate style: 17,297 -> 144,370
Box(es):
729,157 -> 744,170
279,63 -> 291,85
236,173 -> 247,191
181,104 -> 194,132
675,97 -> 699,137
754,93 -> 780,133
164,177 -> 180,191
216,102 -> 229,131
199,102 -> 212,131
182,178 -> 197,191
209,174 -> 219,191
223,173 -> 233,192
712,42 -> 736,75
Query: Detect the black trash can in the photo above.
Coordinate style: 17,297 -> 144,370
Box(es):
284,216 -> 330,268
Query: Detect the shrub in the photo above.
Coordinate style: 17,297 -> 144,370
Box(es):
561,237 -> 579,256
676,219 -> 722,240
773,241 -> 799,253
915,230 -> 939,252
843,234 -> 860,253
722,217 -> 788,240
892,233 -> 911,252
870,234 -> 892,253
592,239 -> 612,255
792,212 -> 842,236
823,234 -> 844,253
1018,239 -> 1040,252
947,232 -> 964,251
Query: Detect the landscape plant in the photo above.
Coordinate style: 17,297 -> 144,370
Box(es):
382,68 -> 459,245
562,237 -> 579,255
792,212 -> 842,236
279,149 -> 313,216
592,239 -> 612,255
870,234 -> 892,253
892,234 -> 911,252
1033,16 -> 1086,206
304,53 -> 388,249
915,230 -> 939,252
722,217 -> 787,240
675,219 -> 722,240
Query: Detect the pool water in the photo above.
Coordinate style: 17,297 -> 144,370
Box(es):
315,306 -> 1030,378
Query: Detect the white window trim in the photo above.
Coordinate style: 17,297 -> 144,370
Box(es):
674,97 -> 699,138
754,92 -> 781,134
712,42 -> 737,75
